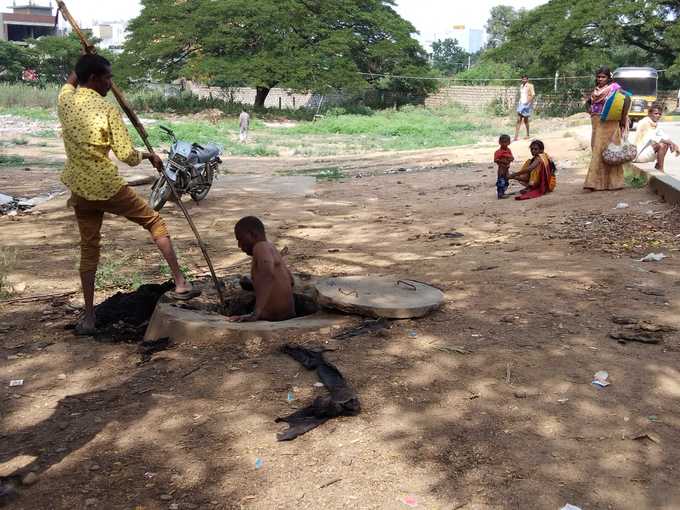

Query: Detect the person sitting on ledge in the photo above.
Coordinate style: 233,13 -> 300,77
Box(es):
229,216 -> 295,322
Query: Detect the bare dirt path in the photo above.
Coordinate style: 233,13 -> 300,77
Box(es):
2,124 -> 680,509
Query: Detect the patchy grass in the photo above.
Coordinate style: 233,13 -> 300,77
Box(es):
279,104 -> 494,151
11,138 -> 29,145
624,166 -> 649,188
276,166 -> 347,181
34,129 -> 57,138
131,121 -> 279,157
0,106 -> 55,121
0,154 -> 26,166
159,262 -> 192,279
95,257 -> 145,291
129,104 -> 494,158
0,83 -> 58,109
0,248 -> 17,299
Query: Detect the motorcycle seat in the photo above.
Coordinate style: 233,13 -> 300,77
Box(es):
190,143 -> 220,164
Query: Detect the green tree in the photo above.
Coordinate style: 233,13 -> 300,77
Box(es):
121,0 -> 435,107
28,33 -> 114,83
484,5 -> 523,49
488,0 -> 680,82
431,38 -> 467,75
0,41 -> 34,81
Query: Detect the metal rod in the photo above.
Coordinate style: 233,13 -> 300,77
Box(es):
56,0 -> 226,308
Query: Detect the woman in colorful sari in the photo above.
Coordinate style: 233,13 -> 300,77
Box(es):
584,66 -> 630,191
509,140 -> 556,200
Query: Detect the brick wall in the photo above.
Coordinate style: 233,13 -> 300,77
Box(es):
186,82 -> 345,110
424,85 -> 518,110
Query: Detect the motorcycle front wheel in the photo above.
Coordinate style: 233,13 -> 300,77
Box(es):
190,164 -> 215,202
149,178 -> 173,211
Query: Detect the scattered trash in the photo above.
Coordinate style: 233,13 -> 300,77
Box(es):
318,478 -> 342,489
647,415 -> 659,422
614,202 -> 629,209
332,318 -> 389,340
639,253 -> 667,262
560,505 -> 582,510
9,379 -> 23,387
313,382 -> 324,388
408,331 -> 418,338
610,331 -> 662,344
138,337 -> 171,364
403,495 -> 418,507
632,432 -> 661,444
557,398 -> 569,404
435,345 -> 469,355
255,458 -> 264,470
276,345 -> 360,441
21,472 -> 38,486
592,371 -> 610,388
287,391 -> 295,403
472,265 -> 499,272
428,231 -> 464,240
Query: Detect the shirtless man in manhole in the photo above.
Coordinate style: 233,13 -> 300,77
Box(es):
229,216 -> 295,322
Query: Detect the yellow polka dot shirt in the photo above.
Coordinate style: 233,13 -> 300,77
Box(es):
58,84 -> 142,200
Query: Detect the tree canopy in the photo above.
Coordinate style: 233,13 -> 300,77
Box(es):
0,41 -> 34,81
121,0 -> 436,106
431,38 -> 467,75
486,0 -> 680,84
484,5 -> 523,49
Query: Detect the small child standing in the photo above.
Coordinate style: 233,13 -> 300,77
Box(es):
494,134 -> 514,199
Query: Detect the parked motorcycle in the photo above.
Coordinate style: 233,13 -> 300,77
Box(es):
149,125 -> 222,211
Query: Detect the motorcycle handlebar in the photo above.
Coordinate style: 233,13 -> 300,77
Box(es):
159,125 -> 176,141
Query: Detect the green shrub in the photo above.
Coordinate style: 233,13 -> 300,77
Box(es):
0,248 -> 17,299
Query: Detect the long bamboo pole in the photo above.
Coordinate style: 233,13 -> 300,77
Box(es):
56,1 -> 226,308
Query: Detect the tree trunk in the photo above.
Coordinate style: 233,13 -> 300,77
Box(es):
254,87 -> 271,108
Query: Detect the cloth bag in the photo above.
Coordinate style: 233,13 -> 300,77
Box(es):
602,125 -> 637,165
600,89 -> 631,122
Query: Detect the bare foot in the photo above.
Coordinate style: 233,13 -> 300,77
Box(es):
174,276 -> 192,294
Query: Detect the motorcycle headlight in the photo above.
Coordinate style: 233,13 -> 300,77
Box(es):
172,153 -> 187,165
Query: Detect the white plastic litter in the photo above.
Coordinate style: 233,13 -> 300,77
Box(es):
560,505 -> 582,510
9,379 -> 24,387
639,253 -> 667,262
592,371 -> 610,388
615,202 -> 629,209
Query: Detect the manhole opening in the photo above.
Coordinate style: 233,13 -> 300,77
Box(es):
173,291 -> 319,319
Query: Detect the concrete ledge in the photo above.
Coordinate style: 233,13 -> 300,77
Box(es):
630,163 -> 680,205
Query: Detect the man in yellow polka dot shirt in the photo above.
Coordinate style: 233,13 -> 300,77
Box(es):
59,54 -> 199,335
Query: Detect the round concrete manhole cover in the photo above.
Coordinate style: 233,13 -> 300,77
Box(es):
314,276 -> 444,319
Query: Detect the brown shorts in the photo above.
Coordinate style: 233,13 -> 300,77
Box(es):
69,185 -> 168,273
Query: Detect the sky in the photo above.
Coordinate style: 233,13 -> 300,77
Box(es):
1,0 -> 548,47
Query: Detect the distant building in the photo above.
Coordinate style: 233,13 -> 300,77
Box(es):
468,29 -> 483,54
0,1 -> 57,42
446,25 -> 485,53
91,21 -> 128,52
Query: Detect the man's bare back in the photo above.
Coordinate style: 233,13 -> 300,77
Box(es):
250,241 -> 295,321
230,216 -> 295,322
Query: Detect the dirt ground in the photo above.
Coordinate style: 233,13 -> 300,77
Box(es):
2,117 -> 680,510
